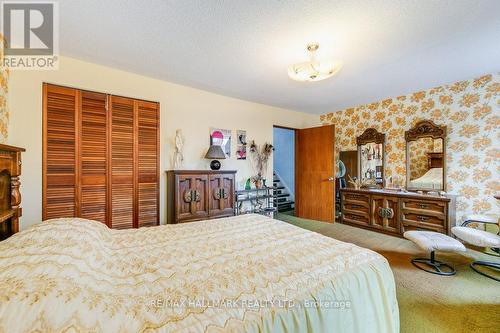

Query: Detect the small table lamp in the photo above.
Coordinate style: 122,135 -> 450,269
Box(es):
205,145 -> 226,170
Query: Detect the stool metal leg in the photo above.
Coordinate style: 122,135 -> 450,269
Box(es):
411,251 -> 456,276
470,261 -> 500,282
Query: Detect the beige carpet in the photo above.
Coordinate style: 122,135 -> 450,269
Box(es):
277,213 -> 500,333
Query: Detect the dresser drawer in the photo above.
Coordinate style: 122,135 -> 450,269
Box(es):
400,222 -> 446,234
343,202 -> 370,214
402,212 -> 445,225
342,212 -> 370,225
401,210 -> 447,234
401,199 -> 446,215
342,192 -> 370,204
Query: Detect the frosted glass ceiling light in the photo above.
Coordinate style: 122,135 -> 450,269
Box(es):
288,43 -> 342,82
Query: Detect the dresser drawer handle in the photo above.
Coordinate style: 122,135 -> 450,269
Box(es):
417,203 -> 429,209
350,204 -> 362,209
378,207 -> 394,219
351,215 -> 364,221
417,215 -> 430,222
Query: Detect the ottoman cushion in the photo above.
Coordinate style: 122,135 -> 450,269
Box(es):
404,230 -> 466,253
452,226 -> 500,248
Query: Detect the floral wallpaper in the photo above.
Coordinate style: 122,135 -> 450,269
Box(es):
320,73 -> 500,223
0,34 -> 9,143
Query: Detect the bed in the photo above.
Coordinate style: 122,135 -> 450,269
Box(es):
409,167 -> 443,190
0,214 -> 399,333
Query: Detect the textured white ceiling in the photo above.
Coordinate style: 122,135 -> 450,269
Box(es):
59,0 -> 500,114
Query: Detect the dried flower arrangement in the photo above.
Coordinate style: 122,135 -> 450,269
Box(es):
347,175 -> 377,190
347,175 -> 360,189
248,140 -> 274,188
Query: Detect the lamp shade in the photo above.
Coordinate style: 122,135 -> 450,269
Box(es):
205,145 -> 226,159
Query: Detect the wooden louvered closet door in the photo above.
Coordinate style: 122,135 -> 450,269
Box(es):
80,91 -> 108,223
43,84 -> 159,228
136,100 -> 160,227
109,96 -> 135,229
43,85 -> 78,220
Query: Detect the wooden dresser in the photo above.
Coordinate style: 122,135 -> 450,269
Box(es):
340,188 -> 456,236
167,170 -> 236,223
0,144 -> 25,240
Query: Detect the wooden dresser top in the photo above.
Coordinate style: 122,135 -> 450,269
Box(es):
166,170 -> 237,175
0,144 -> 25,152
340,187 -> 453,202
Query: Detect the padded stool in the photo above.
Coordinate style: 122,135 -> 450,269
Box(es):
404,230 -> 466,276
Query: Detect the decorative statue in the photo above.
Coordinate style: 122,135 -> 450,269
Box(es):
173,129 -> 184,169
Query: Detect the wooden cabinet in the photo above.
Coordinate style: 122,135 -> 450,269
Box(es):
43,83 -> 159,229
340,188 -> 455,236
0,144 -> 25,240
167,170 -> 236,223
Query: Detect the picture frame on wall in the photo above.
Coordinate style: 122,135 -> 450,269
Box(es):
210,128 -> 231,157
236,130 -> 247,160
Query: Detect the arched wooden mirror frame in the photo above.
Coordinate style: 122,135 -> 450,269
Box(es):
405,120 -> 447,192
357,128 -> 386,188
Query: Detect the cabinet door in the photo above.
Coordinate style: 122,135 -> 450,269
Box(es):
79,91 -> 108,224
109,96 -> 135,229
43,84 -> 78,220
371,195 -> 399,234
176,174 -> 209,222
136,100 -> 159,227
208,173 -> 235,217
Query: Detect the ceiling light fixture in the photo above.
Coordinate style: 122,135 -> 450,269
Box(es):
287,43 -> 342,82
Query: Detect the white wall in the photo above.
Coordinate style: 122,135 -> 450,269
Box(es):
7,56 -> 318,229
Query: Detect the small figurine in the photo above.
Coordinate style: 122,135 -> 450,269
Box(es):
173,129 -> 184,169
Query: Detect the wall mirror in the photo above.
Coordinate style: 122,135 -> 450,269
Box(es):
405,120 -> 447,192
357,128 -> 385,188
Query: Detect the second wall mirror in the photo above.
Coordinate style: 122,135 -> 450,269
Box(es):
357,128 -> 386,188
405,120 -> 447,192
